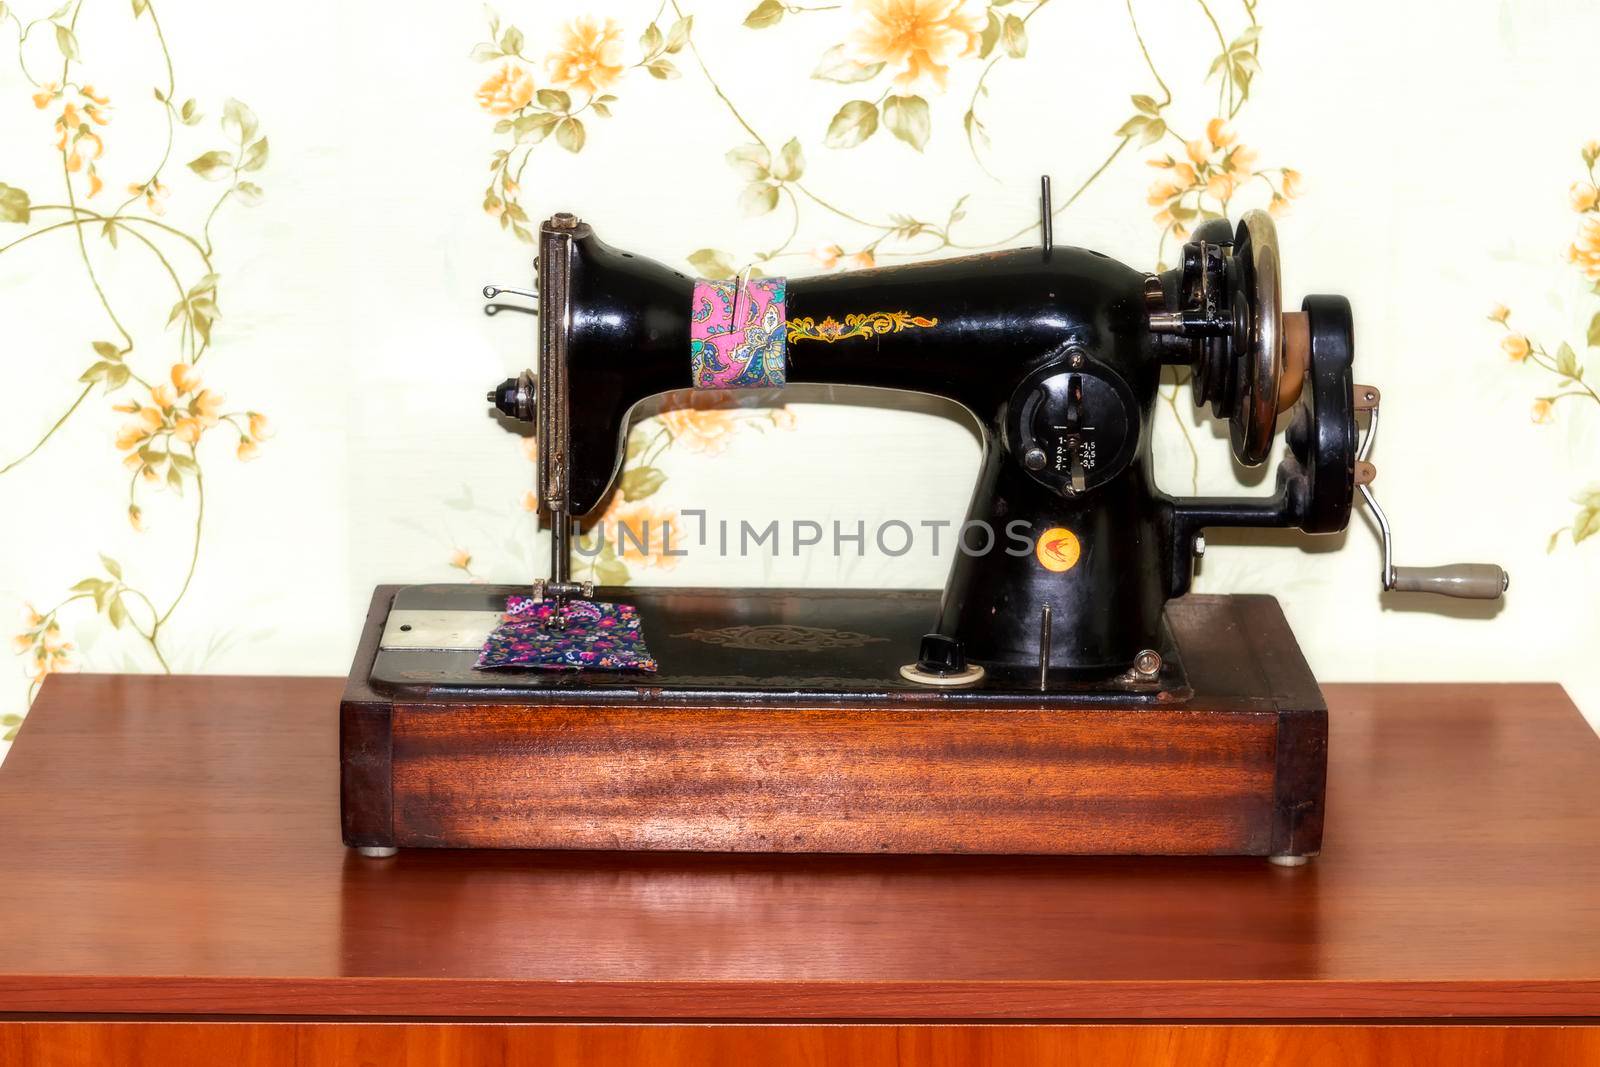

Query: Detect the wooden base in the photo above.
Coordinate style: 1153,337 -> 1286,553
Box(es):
342,589 -> 1326,857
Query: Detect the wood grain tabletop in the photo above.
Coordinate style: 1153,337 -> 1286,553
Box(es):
0,674 -> 1596,1020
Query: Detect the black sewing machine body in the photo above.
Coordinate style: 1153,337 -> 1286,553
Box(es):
512,218 -> 1356,680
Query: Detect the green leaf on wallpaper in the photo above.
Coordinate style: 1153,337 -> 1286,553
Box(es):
744,0 -> 783,29
92,341 -> 120,361
978,11 -> 1001,58
687,248 -> 736,278
726,143 -> 770,180
963,109 -> 989,152
772,138 -> 805,182
811,44 -> 884,83
592,541 -> 631,586
108,595 -> 128,630
883,95 -> 930,151
101,219 -> 118,247
536,88 -> 571,112
1587,312 -> 1600,347
54,23 -> 77,60
665,16 -> 691,54
69,577 -> 104,595
1555,341 -> 1579,380
555,117 -> 585,153
187,151 -> 234,180
1116,114 -> 1164,146
180,98 -> 202,125
1132,94 -> 1160,116
100,553 -> 122,579
621,467 -> 666,501
167,465 -> 185,496
241,137 -> 269,172
234,181 -> 264,205
131,0 -> 147,16
825,100 -> 878,149
643,22 -> 665,55
625,428 -> 649,462
104,364 -> 130,389
169,452 -> 198,473
469,42 -> 502,62
78,361 -> 111,383
591,100 -> 612,118
1001,15 -> 1027,57
646,59 -> 678,79
0,183 -> 30,224
222,98 -> 259,144
739,181 -> 778,217
515,111 -> 559,143
499,26 -> 522,55
1573,506 -> 1600,545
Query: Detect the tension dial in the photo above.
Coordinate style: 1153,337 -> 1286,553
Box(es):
1013,363 -> 1136,496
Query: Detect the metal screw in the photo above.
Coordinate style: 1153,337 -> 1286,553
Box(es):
1193,533 -> 1206,557
1133,649 -> 1162,677
550,212 -> 579,230
1023,447 -> 1048,471
1065,345 -> 1087,368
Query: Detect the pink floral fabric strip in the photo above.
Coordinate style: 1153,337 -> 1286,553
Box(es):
689,275 -> 788,390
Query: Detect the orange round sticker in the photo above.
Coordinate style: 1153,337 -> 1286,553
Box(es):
1036,527 -> 1081,572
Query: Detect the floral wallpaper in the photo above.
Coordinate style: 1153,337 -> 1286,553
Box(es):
2,0 -> 269,739
1493,141 -> 1600,551
3,0 -> 1599,754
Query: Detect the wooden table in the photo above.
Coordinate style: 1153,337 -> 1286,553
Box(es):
0,676 -> 1597,1065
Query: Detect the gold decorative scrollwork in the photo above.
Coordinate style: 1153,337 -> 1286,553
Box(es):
676,624 -> 888,652
786,312 -> 940,344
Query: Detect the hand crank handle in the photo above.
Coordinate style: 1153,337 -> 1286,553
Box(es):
1355,396 -> 1506,602
1390,563 -> 1509,600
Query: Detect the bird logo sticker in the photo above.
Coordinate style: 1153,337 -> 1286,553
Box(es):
1036,527 -> 1081,573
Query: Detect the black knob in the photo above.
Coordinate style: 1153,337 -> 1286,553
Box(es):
488,374 -> 535,422
915,633 -> 967,675
489,377 -> 518,416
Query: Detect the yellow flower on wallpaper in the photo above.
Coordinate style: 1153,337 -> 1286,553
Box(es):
603,500 -> 682,570
1146,118 -> 1296,245
50,86 -> 112,198
656,390 -> 739,456
1501,334 -> 1532,362
1567,216 -> 1600,283
477,63 -> 535,115
546,16 -> 625,97
128,179 -> 171,216
849,0 -> 984,91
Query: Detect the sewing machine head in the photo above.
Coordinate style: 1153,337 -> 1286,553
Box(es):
481,205 -> 1504,689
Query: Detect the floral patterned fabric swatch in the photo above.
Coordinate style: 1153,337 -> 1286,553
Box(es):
690,275 -> 788,390
474,596 -> 659,672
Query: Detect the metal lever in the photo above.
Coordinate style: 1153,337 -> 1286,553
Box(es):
482,283 -> 539,316
1356,391 -> 1507,600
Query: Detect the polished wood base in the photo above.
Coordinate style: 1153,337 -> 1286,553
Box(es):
2,674 -> 1598,1064
4,1021 -> 1598,1066
343,589 -> 1326,857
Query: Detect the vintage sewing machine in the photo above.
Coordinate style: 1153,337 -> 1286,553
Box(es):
341,201 -> 1505,863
